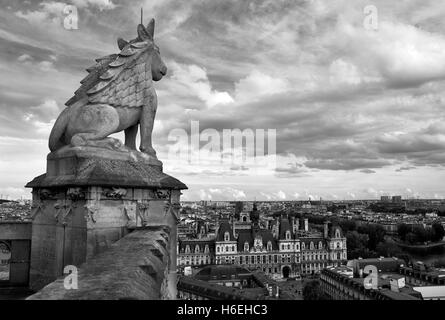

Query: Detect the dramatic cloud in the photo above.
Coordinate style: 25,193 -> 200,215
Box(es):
1,0 -> 445,200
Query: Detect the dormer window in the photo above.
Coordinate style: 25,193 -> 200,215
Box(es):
335,229 -> 341,238
185,245 -> 190,253
224,231 -> 230,242
204,245 -> 209,253
244,242 -> 249,252
310,242 -> 314,250
319,241 -> 323,249
254,236 -> 263,250
286,231 -> 291,240
195,245 -> 200,253
267,241 -> 272,251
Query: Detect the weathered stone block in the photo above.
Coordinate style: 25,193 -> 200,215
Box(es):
26,152 -> 186,293
27,227 -> 173,300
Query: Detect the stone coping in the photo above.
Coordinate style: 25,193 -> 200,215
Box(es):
26,157 -> 187,190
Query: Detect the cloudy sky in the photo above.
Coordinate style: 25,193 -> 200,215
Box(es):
1,0 -> 445,201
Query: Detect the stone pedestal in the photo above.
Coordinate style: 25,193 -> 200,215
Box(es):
26,147 -> 186,292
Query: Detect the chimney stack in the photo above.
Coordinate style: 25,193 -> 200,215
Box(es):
324,221 -> 329,238
292,217 -> 297,233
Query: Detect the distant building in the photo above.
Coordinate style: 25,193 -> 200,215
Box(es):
177,265 -> 292,300
320,258 -> 445,300
177,239 -> 215,267
178,204 -> 347,279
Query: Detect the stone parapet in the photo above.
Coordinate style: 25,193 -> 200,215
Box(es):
26,151 -> 186,292
27,227 -> 174,300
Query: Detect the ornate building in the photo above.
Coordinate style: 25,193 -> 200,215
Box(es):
177,238 -> 215,267
178,205 -> 347,279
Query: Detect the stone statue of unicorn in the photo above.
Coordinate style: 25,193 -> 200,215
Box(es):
48,19 -> 166,159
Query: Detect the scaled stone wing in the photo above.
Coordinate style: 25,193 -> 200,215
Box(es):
87,48 -> 147,108
65,54 -> 118,106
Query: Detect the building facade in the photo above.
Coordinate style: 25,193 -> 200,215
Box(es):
178,205 -> 347,279
177,239 -> 215,267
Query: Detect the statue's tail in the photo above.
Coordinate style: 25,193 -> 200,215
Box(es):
48,107 -> 69,152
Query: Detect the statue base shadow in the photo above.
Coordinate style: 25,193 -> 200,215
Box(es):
26,147 -> 187,293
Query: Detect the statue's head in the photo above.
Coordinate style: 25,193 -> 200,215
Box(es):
117,19 -> 167,82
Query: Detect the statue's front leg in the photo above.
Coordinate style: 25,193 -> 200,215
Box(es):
139,103 -> 157,157
125,125 -> 138,150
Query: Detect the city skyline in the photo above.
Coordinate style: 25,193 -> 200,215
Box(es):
1,0 -> 445,201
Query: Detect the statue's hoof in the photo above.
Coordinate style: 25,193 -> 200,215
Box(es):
140,147 -> 157,157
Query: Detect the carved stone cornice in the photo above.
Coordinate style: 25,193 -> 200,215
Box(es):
155,189 -> 171,200
67,187 -> 86,201
38,188 -> 57,200
102,187 -> 127,199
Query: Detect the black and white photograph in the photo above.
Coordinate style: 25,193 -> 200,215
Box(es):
1,0 -> 445,308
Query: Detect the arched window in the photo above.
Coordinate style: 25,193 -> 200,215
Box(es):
244,242 -> 249,252
335,229 -> 341,238
195,245 -> 200,253
319,241 -> 323,249
310,242 -> 314,250
224,231 -> 230,242
301,242 -> 305,250
286,231 -> 291,240
217,246 -> 220,253
185,245 -> 190,253
296,243 -> 300,251
204,245 -> 209,253
267,241 -> 272,251
243,216 -> 247,222
232,245 -> 235,252
336,242 -> 341,249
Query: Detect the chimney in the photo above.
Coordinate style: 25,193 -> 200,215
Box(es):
324,221 -> 329,238
304,218 -> 308,232
232,219 -> 236,238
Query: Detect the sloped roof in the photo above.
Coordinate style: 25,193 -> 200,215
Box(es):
216,222 -> 236,242
329,225 -> 343,238
279,218 -> 292,240
178,239 -> 215,253
236,228 -> 278,251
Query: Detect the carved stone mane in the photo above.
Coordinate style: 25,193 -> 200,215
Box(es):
66,41 -> 154,109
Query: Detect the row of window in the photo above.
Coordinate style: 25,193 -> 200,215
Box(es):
181,244 -> 211,254
216,245 -> 236,253
219,239 -> 345,252
214,252 -> 344,265
178,256 -> 212,266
